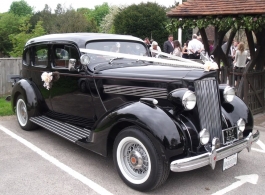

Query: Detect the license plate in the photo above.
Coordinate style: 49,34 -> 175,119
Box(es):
223,153 -> 238,171
222,127 -> 238,144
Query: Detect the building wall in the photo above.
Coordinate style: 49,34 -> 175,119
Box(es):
0,58 -> 22,96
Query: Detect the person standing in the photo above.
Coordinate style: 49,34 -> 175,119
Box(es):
144,37 -> 151,48
233,42 -> 247,85
182,40 -> 189,59
208,40 -> 214,53
227,40 -> 238,67
163,34 -> 174,54
172,40 -> 182,57
231,40 -> 238,58
188,34 -> 204,59
150,41 -> 161,57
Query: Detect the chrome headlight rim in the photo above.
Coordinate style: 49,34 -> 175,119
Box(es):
199,128 -> 210,145
80,54 -> 91,65
223,86 -> 235,103
237,118 -> 246,132
182,90 -> 196,110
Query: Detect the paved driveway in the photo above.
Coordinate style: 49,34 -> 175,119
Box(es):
0,115 -> 264,195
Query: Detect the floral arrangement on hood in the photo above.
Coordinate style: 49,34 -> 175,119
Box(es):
204,61 -> 219,71
41,72 -> 60,90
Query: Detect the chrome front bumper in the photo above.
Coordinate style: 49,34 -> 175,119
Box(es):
170,131 -> 260,172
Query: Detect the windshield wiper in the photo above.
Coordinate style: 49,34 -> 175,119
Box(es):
109,57 -> 123,64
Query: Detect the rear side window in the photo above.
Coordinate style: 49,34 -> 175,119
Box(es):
32,45 -> 49,68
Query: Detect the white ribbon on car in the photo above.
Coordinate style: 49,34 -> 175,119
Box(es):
79,48 -> 218,71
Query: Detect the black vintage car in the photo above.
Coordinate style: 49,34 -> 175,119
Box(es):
11,33 -> 259,191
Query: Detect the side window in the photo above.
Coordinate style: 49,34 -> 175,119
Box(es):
53,45 -> 79,68
55,48 -> 69,60
32,45 -> 48,67
22,48 -> 31,66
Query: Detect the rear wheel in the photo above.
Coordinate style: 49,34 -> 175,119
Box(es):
16,95 -> 38,130
113,126 -> 170,191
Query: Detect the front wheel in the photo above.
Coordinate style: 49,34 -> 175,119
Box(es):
113,126 -> 169,191
16,95 -> 38,130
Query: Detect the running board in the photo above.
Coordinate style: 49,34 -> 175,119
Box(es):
30,115 -> 92,143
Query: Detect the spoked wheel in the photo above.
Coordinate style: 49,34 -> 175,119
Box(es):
16,95 -> 38,130
113,126 -> 170,192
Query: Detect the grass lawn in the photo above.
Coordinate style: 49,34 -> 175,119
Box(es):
0,97 -> 14,116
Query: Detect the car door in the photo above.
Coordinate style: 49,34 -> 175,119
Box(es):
22,44 -> 53,111
48,44 -> 95,129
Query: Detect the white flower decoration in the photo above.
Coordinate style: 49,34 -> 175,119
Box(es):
204,61 -> 219,71
41,72 -> 53,90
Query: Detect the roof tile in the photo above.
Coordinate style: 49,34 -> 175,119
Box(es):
167,0 -> 265,17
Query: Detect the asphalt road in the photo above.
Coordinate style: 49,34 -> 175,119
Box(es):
0,115 -> 264,195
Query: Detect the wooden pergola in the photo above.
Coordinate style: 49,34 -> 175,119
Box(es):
167,0 -> 265,114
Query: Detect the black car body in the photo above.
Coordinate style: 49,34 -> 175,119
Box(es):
11,33 -> 259,191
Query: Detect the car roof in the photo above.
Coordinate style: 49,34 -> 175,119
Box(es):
25,33 -> 144,48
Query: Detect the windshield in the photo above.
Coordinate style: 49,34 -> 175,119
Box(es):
86,41 -> 148,59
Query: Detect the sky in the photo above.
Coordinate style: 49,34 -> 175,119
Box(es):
0,0 -> 178,13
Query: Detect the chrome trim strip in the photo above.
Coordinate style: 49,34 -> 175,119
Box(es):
29,116 -> 91,143
222,113 -> 229,128
103,85 -> 167,99
170,131 -> 259,172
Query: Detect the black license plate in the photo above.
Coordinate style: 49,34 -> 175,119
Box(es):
222,127 -> 238,144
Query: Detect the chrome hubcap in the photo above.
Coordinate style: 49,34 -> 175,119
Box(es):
124,143 -> 149,175
17,99 -> 27,126
129,150 -> 143,169
117,137 -> 151,184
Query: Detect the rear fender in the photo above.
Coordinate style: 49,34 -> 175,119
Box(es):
11,79 -> 48,115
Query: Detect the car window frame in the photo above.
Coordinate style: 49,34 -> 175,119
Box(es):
31,44 -> 49,68
51,43 -> 81,70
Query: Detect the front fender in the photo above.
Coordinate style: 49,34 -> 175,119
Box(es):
221,96 -> 254,137
92,101 -> 186,158
11,79 -> 48,114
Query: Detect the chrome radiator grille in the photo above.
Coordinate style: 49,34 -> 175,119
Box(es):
194,78 -> 222,141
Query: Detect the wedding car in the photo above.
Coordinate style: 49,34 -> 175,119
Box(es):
11,33 -> 259,191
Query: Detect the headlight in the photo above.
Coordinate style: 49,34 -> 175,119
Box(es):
80,54 -> 90,65
182,91 -> 196,110
237,118 -> 246,132
199,128 -> 210,145
223,86 -> 235,102
168,89 -> 197,111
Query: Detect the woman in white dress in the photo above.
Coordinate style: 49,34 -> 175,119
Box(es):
233,42 -> 247,85
172,40 -> 182,57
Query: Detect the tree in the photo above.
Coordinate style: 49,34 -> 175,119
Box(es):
30,4 -> 98,34
0,13 -> 23,55
100,5 -> 125,33
9,0 -> 33,16
87,2 -> 109,26
9,18 -> 46,57
114,2 -> 169,47
52,9 -> 96,33
30,4 -> 56,34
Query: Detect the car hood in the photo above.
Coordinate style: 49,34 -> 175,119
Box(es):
94,64 -> 216,82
